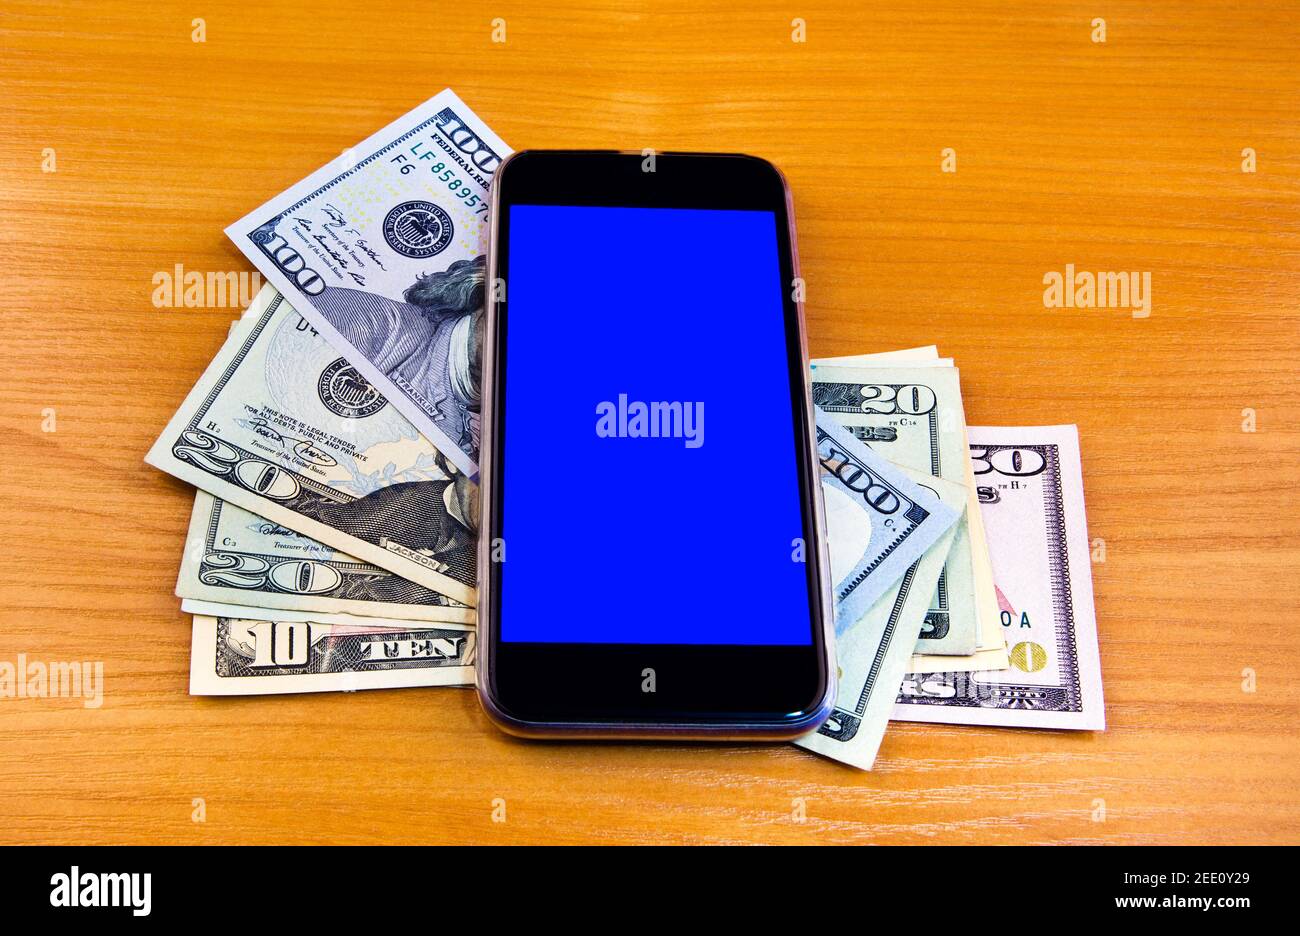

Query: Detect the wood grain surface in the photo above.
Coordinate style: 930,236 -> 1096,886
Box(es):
1,0 -> 1297,845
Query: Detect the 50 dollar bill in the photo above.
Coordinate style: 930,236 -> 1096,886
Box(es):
893,426 -> 1104,729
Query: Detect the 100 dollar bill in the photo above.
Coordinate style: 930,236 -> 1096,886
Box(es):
815,409 -> 961,630
812,364 -> 981,655
146,286 -> 476,604
225,88 -> 511,476
189,615 -> 474,695
798,474 -> 967,769
178,491 -> 472,623
813,348 -> 1006,671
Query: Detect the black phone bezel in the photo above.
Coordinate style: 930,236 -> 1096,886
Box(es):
482,150 -> 832,732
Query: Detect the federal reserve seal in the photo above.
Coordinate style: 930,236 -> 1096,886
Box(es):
318,358 -> 387,418
382,200 -> 454,258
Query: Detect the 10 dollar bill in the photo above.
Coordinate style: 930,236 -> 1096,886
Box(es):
190,615 -> 474,695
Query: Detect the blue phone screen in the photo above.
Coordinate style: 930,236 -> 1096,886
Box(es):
500,204 -> 812,645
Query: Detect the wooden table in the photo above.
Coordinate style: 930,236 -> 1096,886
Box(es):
2,0 -> 1297,845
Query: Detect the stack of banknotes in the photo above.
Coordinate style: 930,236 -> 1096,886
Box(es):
144,89 -> 1104,769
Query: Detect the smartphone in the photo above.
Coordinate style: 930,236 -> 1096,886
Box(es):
478,150 -> 835,739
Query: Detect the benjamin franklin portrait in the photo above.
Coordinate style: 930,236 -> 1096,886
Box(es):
311,255 -> 485,461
